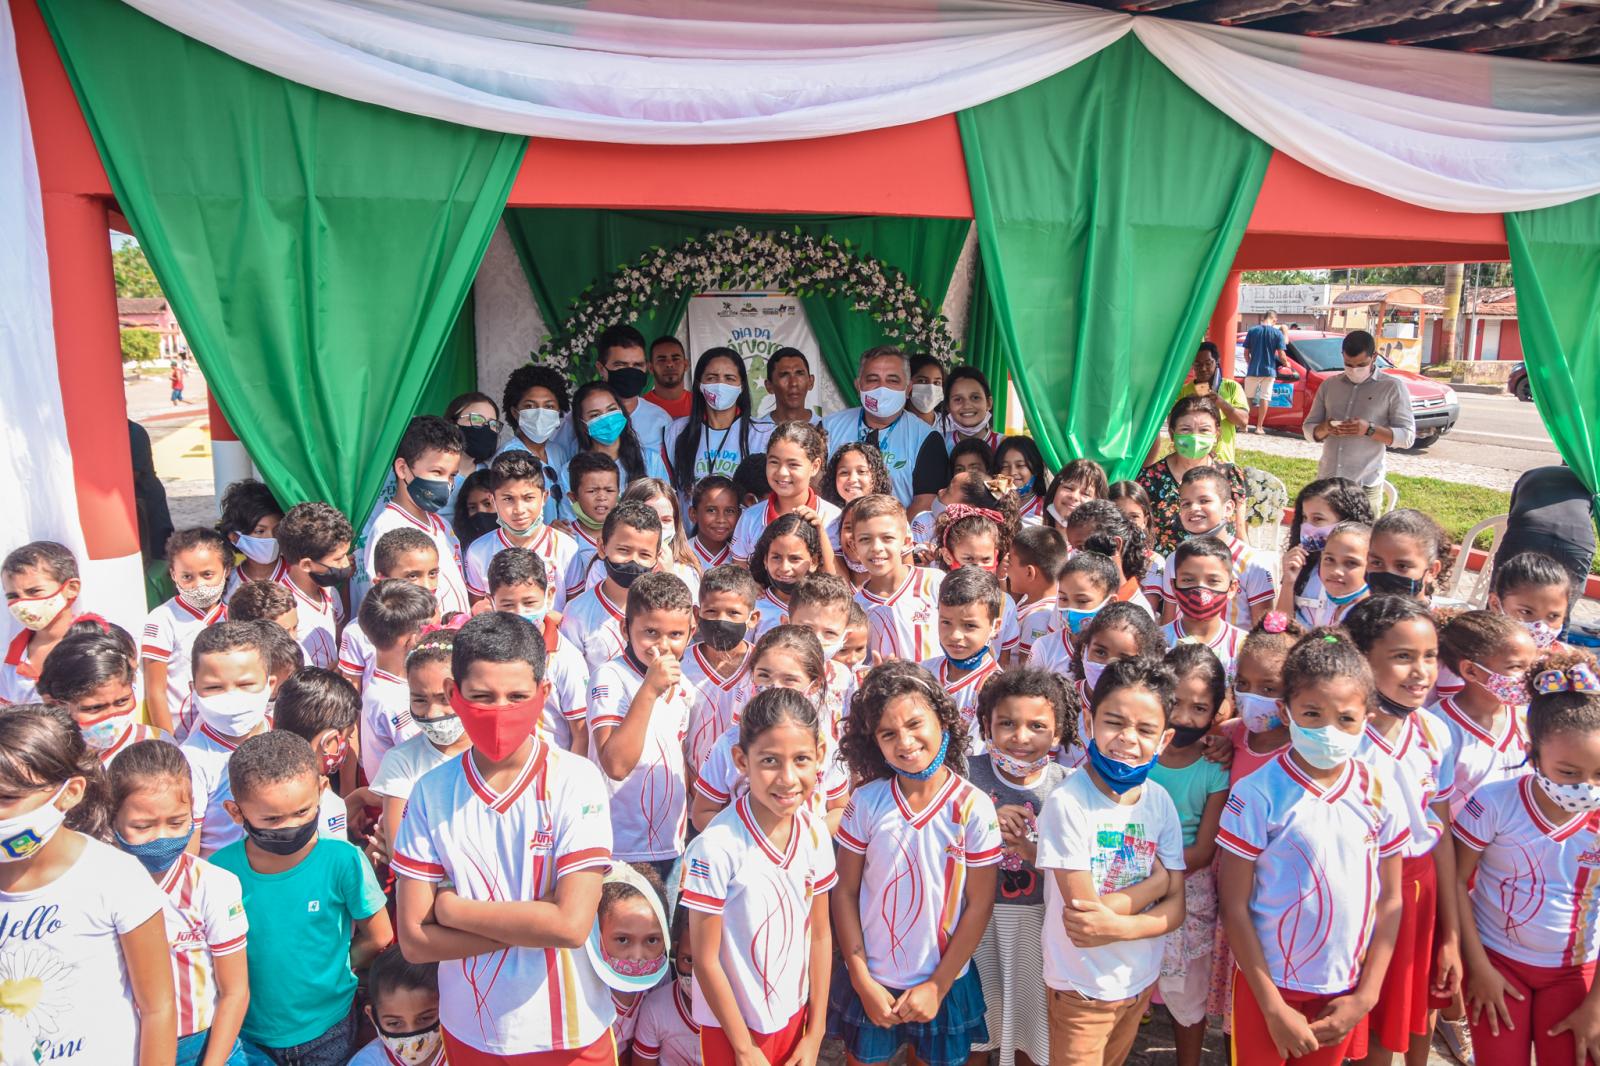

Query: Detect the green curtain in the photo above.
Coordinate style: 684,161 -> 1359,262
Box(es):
41,0 -> 526,523
964,256 -> 1010,431
415,295 -> 481,419
958,36 -> 1270,480
1507,199 -> 1600,519
503,209 -> 970,403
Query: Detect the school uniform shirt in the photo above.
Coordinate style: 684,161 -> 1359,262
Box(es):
0,837 -> 166,1066
1016,494 -> 1045,528
393,740 -> 616,1054
318,785 -> 347,840
919,655 -> 1003,757
463,524 -> 577,610
370,732 -> 457,803
1290,570 -> 1366,629
157,851 -> 249,1037
821,408 -> 947,507
1013,596 -> 1059,662
1036,768 -> 1185,1000
360,502 -> 471,617
908,507 -> 936,548
182,723 -> 251,855
729,491 -> 841,564
694,723 -> 850,818
493,438 -> 573,527
1455,775 -> 1600,968
1160,617 -> 1247,680
683,644 -> 748,772
820,658 -> 858,742
587,654 -> 696,861
836,773 -> 1002,990
1434,695 -> 1529,818
0,630 -> 43,705
942,424 -> 1004,454
142,595 -> 228,715
501,622 -> 573,751
271,559 -> 343,669
689,536 -> 731,571
1216,753 -> 1409,995
681,797 -> 839,1033
633,977 -> 700,1066
1026,626 -> 1078,681
859,567 -> 944,665
558,583 -> 629,675
750,590 -> 791,641
360,668 -> 418,785
92,721 -> 170,766
1357,711 -> 1455,859
612,991 -> 642,1053
1159,537 -> 1276,630
337,620 -> 377,690
564,525 -> 604,600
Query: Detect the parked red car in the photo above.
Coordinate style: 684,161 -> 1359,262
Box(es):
1233,329 -> 1459,449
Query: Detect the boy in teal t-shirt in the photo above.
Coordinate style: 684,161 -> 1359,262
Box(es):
213,730 -> 391,1061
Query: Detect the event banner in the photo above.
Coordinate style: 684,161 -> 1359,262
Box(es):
684,291 -> 843,417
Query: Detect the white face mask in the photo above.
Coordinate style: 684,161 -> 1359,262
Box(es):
378,1025 -> 443,1066
861,386 -> 908,420
233,533 -> 280,565
1343,363 -> 1374,384
910,383 -> 942,414
518,407 -> 562,444
700,382 -> 741,412
1536,771 -> 1600,814
81,712 -> 134,751
0,783 -> 69,862
1287,718 -> 1363,770
8,589 -> 70,632
179,582 -> 226,612
1081,659 -> 1106,691
819,636 -> 844,660
952,412 -> 992,436
1235,692 -> 1283,733
194,686 -> 272,737
415,713 -> 466,747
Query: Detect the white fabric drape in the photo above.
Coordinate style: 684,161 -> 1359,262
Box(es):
120,0 -> 1131,144
1133,18 -> 1600,214
109,0 -> 1600,211
0,3 -> 94,638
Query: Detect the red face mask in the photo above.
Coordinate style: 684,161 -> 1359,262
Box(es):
1174,585 -> 1229,621
449,688 -> 542,762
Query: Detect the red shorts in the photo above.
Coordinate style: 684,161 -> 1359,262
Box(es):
442,1030 -> 618,1066
699,1007 -> 805,1066
1231,972 -> 1369,1066
1369,852 -> 1438,1052
1469,950 -> 1597,1066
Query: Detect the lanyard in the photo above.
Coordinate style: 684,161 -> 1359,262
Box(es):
700,419 -> 736,476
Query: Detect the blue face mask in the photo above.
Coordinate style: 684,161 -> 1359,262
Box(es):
519,604 -> 549,627
1062,599 -> 1109,636
1017,476 -> 1038,497
898,731 -> 950,781
944,645 -> 989,671
585,411 -> 628,446
405,474 -> 453,514
115,826 -> 195,874
1085,739 -> 1159,794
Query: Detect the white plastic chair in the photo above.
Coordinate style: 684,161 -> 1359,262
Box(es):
1379,480 -> 1399,516
1445,514 -> 1509,608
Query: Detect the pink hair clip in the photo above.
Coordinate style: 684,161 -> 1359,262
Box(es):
1261,611 -> 1289,634
420,614 -> 468,637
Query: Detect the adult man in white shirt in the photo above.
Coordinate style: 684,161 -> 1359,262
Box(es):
1304,329 -> 1416,516
820,346 -> 949,515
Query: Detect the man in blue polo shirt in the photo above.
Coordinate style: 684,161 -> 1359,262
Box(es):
821,346 -> 948,515
1241,309 -> 1286,434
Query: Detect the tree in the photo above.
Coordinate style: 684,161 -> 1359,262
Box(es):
1241,269 -> 1329,285
120,328 -> 161,364
112,243 -> 163,298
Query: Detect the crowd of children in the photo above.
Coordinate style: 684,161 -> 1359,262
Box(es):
0,336 -> 1595,1066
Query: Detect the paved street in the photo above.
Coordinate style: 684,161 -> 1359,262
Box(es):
1429,390 -> 1558,474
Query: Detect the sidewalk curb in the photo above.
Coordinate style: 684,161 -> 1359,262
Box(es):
134,404 -> 208,425
1437,381 -> 1506,396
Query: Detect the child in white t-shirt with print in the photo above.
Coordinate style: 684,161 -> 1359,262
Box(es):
1037,656 -> 1186,1066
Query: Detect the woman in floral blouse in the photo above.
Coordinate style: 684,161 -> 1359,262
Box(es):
1136,394 -> 1247,554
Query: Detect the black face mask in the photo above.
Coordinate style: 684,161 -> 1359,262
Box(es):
459,510 -> 500,544
697,618 -> 748,652
242,817 -> 318,856
460,424 -> 499,463
607,366 -> 649,400
769,577 -> 799,598
1168,724 -> 1210,749
604,558 -> 651,588
1377,691 -> 1418,718
1368,571 -> 1425,598
309,562 -> 355,588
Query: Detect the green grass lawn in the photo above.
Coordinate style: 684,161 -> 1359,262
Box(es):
1236,448 -> 1511,551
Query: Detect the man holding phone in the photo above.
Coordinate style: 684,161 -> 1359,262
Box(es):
1304,329 -> 1416,514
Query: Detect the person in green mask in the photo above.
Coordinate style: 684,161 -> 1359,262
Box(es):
1136,394 -> 1248,554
